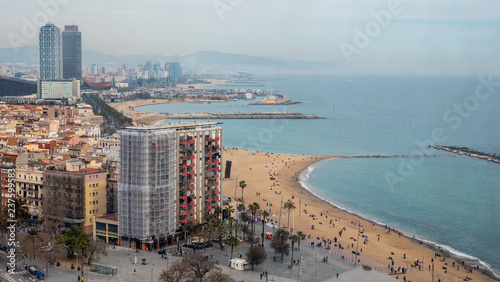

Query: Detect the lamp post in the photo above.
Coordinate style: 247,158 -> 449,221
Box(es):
355,220 -> 362,265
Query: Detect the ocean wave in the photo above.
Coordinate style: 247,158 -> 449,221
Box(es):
298,159 -> 500,279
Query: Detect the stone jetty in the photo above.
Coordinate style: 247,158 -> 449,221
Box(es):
430,145 -> 500,163
161,112 -> 325,119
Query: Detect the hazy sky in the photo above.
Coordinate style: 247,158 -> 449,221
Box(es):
1,0 -> 500,74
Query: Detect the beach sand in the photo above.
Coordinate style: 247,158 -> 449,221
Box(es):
221,149 -> 497,282
110,99 -> 178,125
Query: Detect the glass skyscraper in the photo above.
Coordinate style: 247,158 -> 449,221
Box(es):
62,25 -> 82,80
39,22 -> 62,80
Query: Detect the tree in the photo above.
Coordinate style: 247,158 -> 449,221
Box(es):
289,234 -> 300,268
4,198 -> 31,224
55,225 -> 105,278
226,236 -> 239,264
214,206 -> 223,221
271,229 -> 289,264
158,261 -> 189,282
248,202 -> 260,232
182,221 -> 196,243
20,228 -> 46,263
246,245 -> 267,271
239,180 -> 247,201
296,231 -> 306,251
215,220 -> 228,250
261,210 -> 269,247
206,269 -> 236,282
182,254 -> 214,282
283,200 -> 296,232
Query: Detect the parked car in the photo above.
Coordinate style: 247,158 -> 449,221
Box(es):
142,259 -> 149,265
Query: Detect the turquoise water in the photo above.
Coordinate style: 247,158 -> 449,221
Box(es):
139,75 -> 500,276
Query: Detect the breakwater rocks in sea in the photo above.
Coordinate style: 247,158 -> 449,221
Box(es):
162,112 -> 325,119
341,154 -> 444,159
430,145 -> 500,164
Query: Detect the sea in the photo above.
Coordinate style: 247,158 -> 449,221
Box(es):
138,75 -> 500,277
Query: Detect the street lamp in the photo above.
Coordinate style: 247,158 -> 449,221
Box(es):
355,220 -> 362,265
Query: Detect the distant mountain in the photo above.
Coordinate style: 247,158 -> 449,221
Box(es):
0,46 -> 336,74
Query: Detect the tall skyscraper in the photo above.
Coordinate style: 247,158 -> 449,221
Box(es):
39,22 -> 62,80
62,25 -> 82,80
118,122 -> 223,250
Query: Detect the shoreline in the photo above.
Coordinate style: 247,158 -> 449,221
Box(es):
222,149 -> 499,282
298,158 -> 498,280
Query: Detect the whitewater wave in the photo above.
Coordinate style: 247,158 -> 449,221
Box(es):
298,160 -> 500,279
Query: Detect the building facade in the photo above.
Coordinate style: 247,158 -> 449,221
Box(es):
62,25 -> 82,80
44,168 -> 107,228
15,168 -> 44,216
117,127 -> 177,245
38,79 -> 80,100
39,22 -> 62,80
117,122 -> 222,249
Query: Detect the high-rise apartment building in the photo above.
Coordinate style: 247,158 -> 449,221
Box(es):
39,22 -> 62,80
118,122 -> 222,250
62,25 -> 82,80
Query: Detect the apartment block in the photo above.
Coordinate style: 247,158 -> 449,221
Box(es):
44,167 -> 107,228
117,122 -> 222,249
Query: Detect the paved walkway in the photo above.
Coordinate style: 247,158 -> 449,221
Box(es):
1,222 -> 398,282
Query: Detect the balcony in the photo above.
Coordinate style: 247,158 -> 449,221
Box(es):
189,217 -> 195,222
189,210 -> 195,214
181,211 -> 187,216
189,202 -> 195,206
189,140 -> 195,145
182,203 -> 188,208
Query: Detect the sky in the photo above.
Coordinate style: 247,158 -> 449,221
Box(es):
1,0 -> 500,75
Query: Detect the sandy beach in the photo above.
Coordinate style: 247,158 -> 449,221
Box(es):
110,99 -> 178,125
109,79 -> 224,125
221,149 -> 497,282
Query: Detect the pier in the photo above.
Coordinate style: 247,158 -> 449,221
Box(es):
430,145 -> 500,164
161,112 -> 325,119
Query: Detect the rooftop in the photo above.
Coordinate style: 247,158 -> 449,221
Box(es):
125,121 -> 221,131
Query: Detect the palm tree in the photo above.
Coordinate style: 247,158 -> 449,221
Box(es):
233,222 -> 242,253
236,203 -> 246,222
214,206 -> 223,221
283,200 -> 296,232
296,231 -> 306,251
4,198 -> 31,224
261,210 -> 269,247
226,236 -> 239,264
224,205 -> 235,218
248,202 -> 260,232
215,220 -> 228,250
205,222 -> 216,244
289,234 -> 300,268
239,180 -> 247,201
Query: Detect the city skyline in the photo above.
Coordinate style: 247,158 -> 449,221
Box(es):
1,0 -> 499,75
